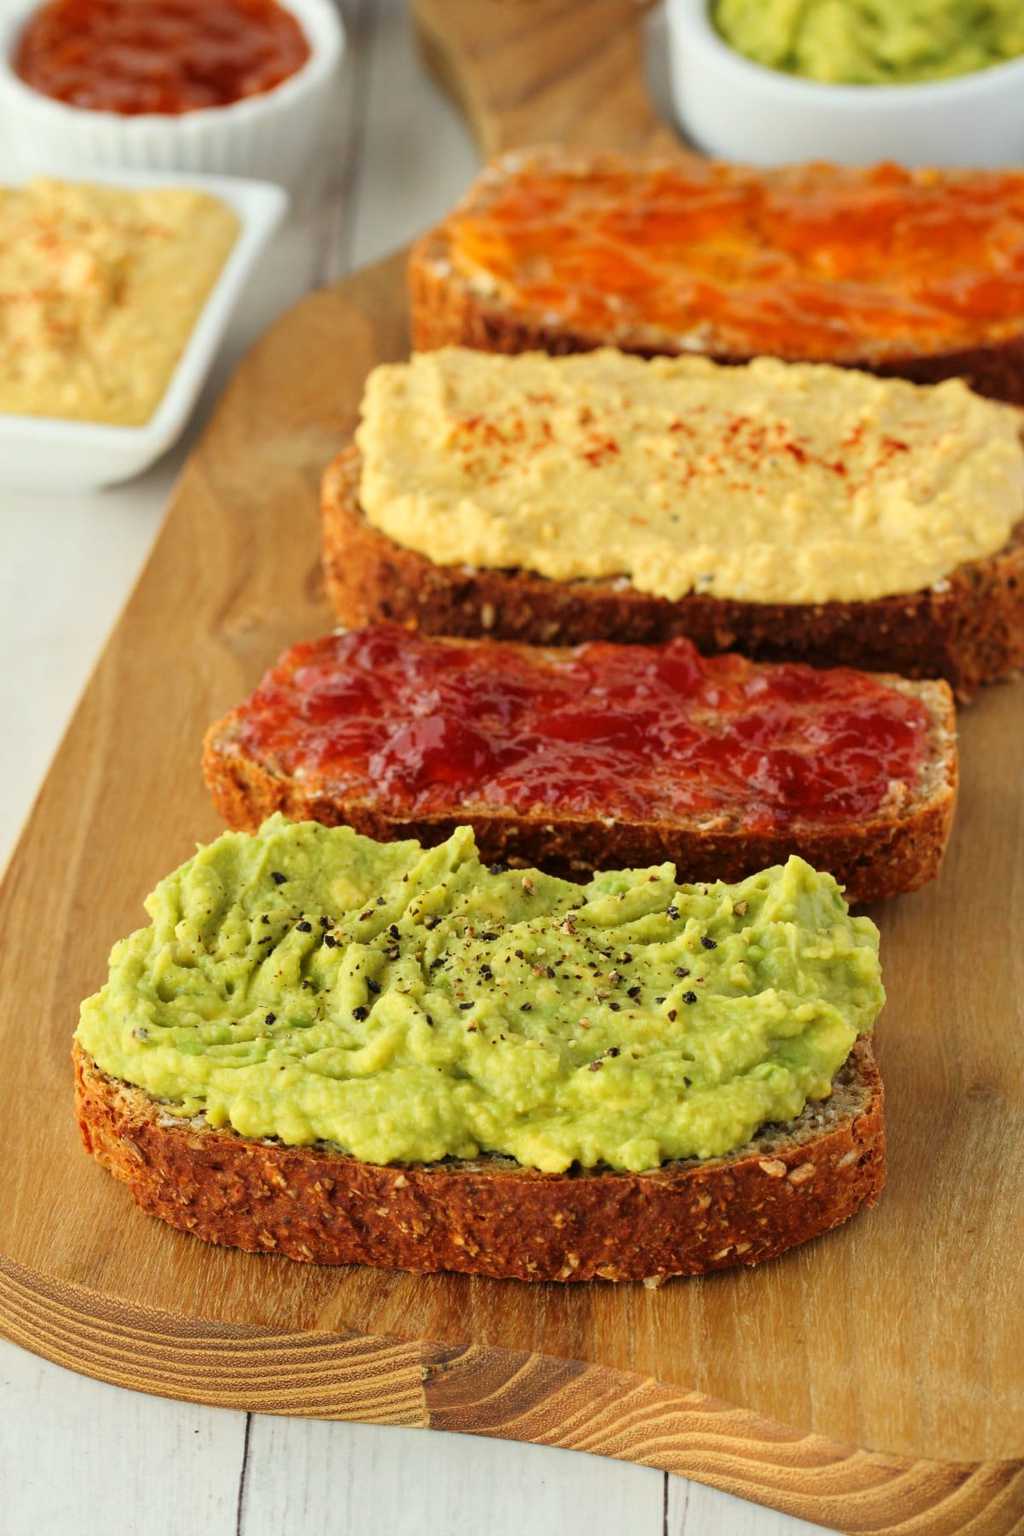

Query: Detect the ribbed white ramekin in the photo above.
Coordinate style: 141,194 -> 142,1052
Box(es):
667,0 -> 1024,167
0,0 -> 344,185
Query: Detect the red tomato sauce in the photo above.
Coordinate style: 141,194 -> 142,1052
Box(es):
234,627 -> 930,830
15,0 -> 310,115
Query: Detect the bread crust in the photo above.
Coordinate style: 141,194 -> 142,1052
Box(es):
73,1038 -> 885,1283
322,446 -> 1024,699
202,655 -> 957,905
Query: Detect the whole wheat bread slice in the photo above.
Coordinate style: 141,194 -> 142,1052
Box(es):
203,632 -> 958,905
408,149 -> 1024,405
73,1036 -> 884,1284
322,446 -> 1024,699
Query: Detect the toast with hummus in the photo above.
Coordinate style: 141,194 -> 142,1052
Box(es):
202,626 -> 957,905
409,149 -> 1024,405
322,349 -> 1024,697
74,816 -> 885,1284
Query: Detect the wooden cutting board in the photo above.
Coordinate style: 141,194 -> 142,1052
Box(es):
1,3 -> 1022,1531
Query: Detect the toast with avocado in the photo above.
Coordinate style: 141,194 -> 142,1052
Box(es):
409,148 -> 1024,405
202,626 -> 957,904
321,350 -> 1024,697
74,817 -> 886,1284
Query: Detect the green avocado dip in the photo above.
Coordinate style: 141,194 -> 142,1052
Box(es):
713,0 -> 1024,85
76,816 -> 884,1174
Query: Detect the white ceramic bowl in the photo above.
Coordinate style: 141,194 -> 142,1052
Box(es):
0,0 -> 343,185
666,0 -> 1024,167
0,168 -> 287,492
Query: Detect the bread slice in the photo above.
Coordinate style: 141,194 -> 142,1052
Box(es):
322,445 -> 1024,700
408,150 -> 1024,404
73,1035 -> 884,1284
203,631 -> 958,905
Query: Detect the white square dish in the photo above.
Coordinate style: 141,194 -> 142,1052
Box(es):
0,167 -> 287,491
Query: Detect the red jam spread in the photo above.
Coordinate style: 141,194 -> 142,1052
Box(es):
14,0 -> 310,115
444,156 -> 1024,361
234,628 -> 930,830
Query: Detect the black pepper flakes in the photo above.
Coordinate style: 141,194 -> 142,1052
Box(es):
626,985 -> 641,1000
366,979 -> 380,995
324,934 -> 337,948
667,905 -> 680,920
352,1006 -> 369,1021
459,1002 -> 473,1011
388,924 -> 400,939
480,964 -> 493,980
521,1002 -> 533,1012
668,1009 -> 677,1022
296,920 -> 312,933
424,916 -> 440,930
609,1002 -> 621,1012
675,966 -> 690,978
682,991 -> 698,1005
320,915 -> 330,927
701,936 -> 717,950
376,896 -> 386,906
270,871 -> 286,885
265,1012 -> 276,1024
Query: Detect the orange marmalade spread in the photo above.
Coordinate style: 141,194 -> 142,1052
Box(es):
439,154 -> 1024,363
235,627 -> 931,829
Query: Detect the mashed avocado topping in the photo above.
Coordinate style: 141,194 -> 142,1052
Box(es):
714,0 -> 1024,86
356,349 -> 1023,605
76,817 -> 884,1174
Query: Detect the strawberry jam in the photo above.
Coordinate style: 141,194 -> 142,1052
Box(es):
443,157 -> 1024,362
15,0 -> 310,115
233,628 -> 930,830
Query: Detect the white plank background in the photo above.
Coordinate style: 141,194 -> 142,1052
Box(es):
0,2 -> 830,1530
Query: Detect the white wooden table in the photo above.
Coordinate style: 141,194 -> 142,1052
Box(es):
0,4 -> 829,1530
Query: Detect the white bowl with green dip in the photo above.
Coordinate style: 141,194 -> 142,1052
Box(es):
667,0 -> 1024,166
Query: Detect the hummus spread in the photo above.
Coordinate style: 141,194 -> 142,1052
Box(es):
356,348 -> 1024,605
0,178 -> 238,425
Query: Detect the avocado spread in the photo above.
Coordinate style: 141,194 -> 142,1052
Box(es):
713,0 -> 1024,85
76,817 -> 884,1174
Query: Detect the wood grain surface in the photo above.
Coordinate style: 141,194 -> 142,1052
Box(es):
413,0 -> 681,155
0,6 -> 1022,1533
0,250 -> 1021,1535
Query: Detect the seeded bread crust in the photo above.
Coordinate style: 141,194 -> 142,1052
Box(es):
202,643 -> 957,904
321,446 -> 1024,699
73,1036 -> 884,1283
407,150 -> 1024,405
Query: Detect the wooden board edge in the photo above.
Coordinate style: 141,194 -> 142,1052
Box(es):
3,1253 -> 1021,1534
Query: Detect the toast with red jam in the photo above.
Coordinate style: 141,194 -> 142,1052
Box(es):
203,624 -> 957,903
